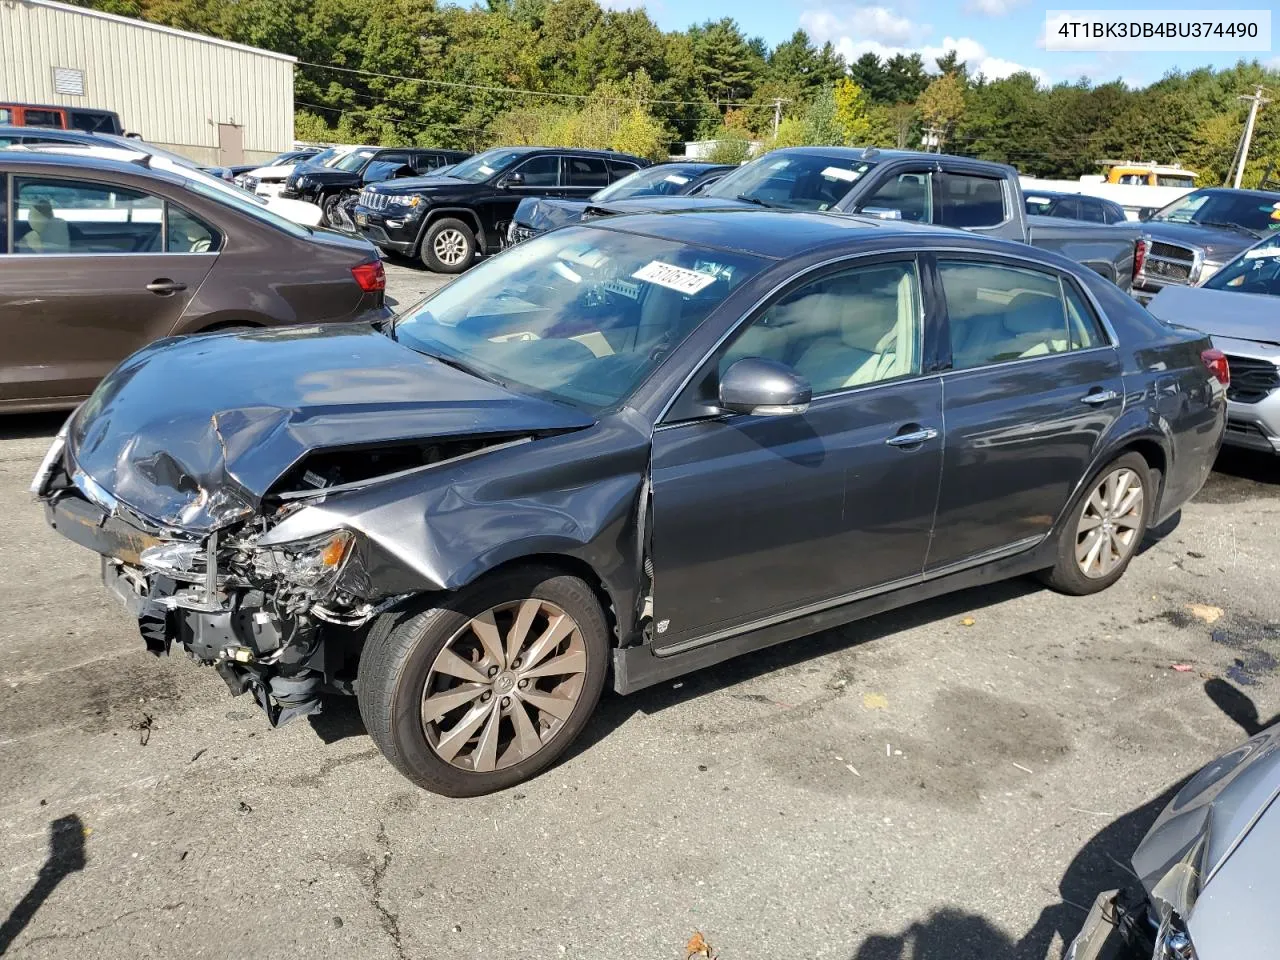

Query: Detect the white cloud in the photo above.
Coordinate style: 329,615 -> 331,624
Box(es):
832,35 -> 1049,85
964,0 -> 1027,15
800,6 -> 915,46
800,5 -> 1046,85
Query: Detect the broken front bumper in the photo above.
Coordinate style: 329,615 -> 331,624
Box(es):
44,490 -> 335,726
1064,890 -> 1153,960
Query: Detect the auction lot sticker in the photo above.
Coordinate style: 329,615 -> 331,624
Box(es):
633,261 -> 717,295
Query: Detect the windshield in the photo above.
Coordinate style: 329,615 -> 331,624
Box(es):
1149,189 -> 1280,236
333,148 -> 376,173
1203,234 -> 1280,296
393,225 -> 765,411
703,151 -> 876,210
595,166 -> 707,202
186,180 -> 312,238
447,149 -> 529,183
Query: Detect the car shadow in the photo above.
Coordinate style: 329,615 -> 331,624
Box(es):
843,679 -> 1279,959
0,814 -> 88,954
569,576 -> 1042,762
0,411 -> 67,442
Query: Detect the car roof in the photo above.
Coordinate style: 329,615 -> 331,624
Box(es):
495,145 -> 645,160
587,208 -> 1008,260
0,148 -> 190,187
1195,186 -> 1280,201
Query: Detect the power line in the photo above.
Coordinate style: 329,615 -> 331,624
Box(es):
297,59 -> 770,109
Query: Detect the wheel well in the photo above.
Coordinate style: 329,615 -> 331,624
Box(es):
476,554 -> 620,645
1121,437 -> 1167,506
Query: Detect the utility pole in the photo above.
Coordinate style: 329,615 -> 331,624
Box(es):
770,97 -> 786,139
1232,86 -> 1271,189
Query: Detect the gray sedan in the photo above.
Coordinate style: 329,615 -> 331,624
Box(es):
36,211 -> 1225,795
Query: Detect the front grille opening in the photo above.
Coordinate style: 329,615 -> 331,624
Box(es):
1224,354 -> 1280,404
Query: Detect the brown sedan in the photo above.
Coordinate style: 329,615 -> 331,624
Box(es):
0,151 -> 390,412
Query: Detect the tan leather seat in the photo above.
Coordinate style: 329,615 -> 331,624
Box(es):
17,199 -> 70,253
793,270 -> 917,391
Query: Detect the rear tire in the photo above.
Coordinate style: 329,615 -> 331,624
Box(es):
357,566 -> 609,796
420,218 -> 476,274
1040,452 -> 1151,596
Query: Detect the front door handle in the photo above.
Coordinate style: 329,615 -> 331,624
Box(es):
1080,389 -> 1119,405
146,279 -> 187,296
885,427 -> 939,447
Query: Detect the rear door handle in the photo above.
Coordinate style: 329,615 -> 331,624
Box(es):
885,427 -> 939,447
146,279 -> 187,295
1080,389 -> 1119,405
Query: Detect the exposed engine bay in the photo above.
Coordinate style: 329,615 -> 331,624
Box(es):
36,429 -> 535,726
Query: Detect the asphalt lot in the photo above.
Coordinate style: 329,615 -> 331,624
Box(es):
2,264 -> 1279,959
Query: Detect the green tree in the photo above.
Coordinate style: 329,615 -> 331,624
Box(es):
833,78 -> 874,145
918,73 -> 966,151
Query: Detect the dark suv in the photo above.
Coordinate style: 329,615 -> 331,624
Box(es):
352,146 -> 650,272
282,146 -> 472,224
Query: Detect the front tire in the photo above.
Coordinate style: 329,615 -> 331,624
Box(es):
1040,452 -> 1151,596
320,194 -> 343,227
357,567 -> 609,796
420,218 -> 476,273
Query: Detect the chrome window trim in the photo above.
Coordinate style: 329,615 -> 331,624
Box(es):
4,251 -> 216,259
654,243 -> 1121,426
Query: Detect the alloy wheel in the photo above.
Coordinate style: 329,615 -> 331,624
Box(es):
433,228 -> 469,266
1075,467 -> 1144,579
420,599 -> 587,772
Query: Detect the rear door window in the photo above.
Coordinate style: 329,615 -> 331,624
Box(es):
13,178 -> 163,254
608,160 -> 640,182
566,157 -> 610,188
23,109 -> 64,128
1080,198 -> 1106,223
166,204 -> 221,253
1052,196 -> 1081,220
938,174 -> 1007,228
939,260 -> 1076,369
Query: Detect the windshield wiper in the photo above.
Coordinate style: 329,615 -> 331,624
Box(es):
735,194 -> 773,208
421,348 -> 504,386
1199,220 -> 1262,238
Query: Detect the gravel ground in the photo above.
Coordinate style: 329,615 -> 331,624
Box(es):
1,264 -> 1278,959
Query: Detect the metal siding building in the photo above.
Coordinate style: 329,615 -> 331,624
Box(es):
0,0 -> 295,165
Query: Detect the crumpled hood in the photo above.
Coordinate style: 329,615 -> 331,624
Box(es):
1141,220 -> 1259,263
68,324 -> 593,532
1146,285 -> 1280,346
1131,726 -> 1280,934
513,196 -> 590,232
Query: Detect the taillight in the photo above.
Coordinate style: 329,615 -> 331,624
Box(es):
1133,238 -> 1147,281
1201,347 -> 1229,386
351,259 -> 385,293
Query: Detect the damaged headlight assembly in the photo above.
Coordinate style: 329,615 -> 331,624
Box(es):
251,529 -> 355,593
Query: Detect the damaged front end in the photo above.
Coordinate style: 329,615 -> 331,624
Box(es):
35,410 -> 538,727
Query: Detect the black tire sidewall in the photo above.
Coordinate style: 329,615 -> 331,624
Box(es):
321,194 -> 341,226
1049,452 -> 1152,595
421,218 -> 475,274
362,568 -> 609,796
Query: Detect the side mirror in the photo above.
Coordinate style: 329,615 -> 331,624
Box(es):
718,358 -> 811,416
501,171 -> 525,188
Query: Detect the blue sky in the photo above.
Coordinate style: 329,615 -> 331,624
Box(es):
609,0 -> 1278,89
